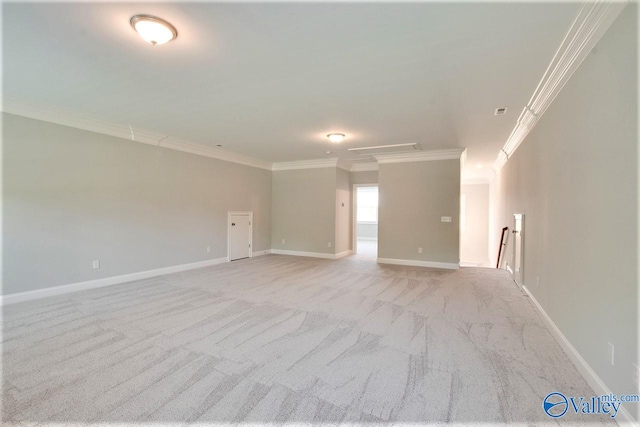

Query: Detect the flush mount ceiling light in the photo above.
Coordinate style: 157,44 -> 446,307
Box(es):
327,133 -> 345,144
130,15 -> 178,46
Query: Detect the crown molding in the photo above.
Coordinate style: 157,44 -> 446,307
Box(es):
271,158 -> 358,172
374,148 -> 466,164
492,0 -> 627,173
271,158 -> 340,171
350,162 -> 379,172
159,137 -> 272,170
336,158 -> 353,172
2,98 -> 273,171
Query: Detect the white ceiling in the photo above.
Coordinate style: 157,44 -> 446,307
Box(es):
4,2 -> 580,178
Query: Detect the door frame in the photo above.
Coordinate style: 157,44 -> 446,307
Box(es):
227,211 -> 253,262
352,184 -> 378,255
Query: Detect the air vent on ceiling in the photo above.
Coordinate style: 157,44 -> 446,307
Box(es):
494,107 -> 507,116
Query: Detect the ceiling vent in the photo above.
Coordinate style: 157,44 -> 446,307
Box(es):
348,143 -> 420,155
494,107 -> 507,116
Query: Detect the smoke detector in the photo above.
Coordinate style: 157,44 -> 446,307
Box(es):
494,107 -> 507,116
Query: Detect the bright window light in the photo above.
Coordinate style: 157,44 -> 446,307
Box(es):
357,187 -> 378,223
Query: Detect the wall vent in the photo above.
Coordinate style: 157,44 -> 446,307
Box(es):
494,107 -> 507,116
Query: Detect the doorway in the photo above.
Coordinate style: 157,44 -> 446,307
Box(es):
228,212 -> 252,261
352,184 -> 378,258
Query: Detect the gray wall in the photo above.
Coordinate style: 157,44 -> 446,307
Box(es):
378,160 -> 460,264
3,113 -> 272,295
461,183 -> 490,266
271,168 -> 336,254
492,9 -> 638,420
335,168 -> 351,253
350,170 -> 378,184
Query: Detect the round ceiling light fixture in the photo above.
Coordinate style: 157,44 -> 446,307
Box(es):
327,133 -> 345,144
130,15 -> 178,46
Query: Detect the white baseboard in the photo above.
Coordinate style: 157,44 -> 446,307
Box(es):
460,261 -> 482,267
522,285 -> 638,426
271,249 -> 352,260
271,249 -> 335,259
377,257 -> 459,270
252,249 -> 272,257
334,250 -> 353,259
0,257 -> 228,306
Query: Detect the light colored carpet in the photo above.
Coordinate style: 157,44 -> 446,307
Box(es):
2,254 -> 608,425
355,240 -> 377,259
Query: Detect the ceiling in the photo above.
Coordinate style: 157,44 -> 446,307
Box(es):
3,2 -> 581,179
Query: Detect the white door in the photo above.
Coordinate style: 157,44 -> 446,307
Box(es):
229,213 -> 252,261
512,214 -> 524,287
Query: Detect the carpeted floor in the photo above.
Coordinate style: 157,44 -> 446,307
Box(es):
1,254 -> 609,425
355,240 -> 377,259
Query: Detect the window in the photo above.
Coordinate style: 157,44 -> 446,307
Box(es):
357,187 -> 378,223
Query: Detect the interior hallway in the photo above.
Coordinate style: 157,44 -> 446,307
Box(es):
1,255 -> 604,424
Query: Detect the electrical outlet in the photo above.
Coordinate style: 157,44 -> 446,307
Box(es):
418,247 -> 423,254
441,216 -> 452,223
92,260 -> 100,269
536,277 -> 540,287
206,246 -> 211,253
607,342 -> 615,366
328,242 -> 332,248
282,239 -> 285,245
